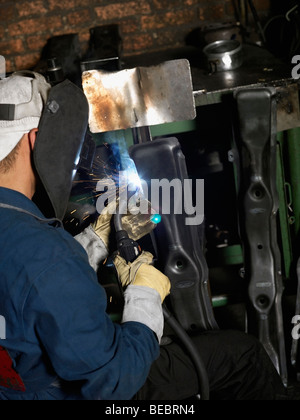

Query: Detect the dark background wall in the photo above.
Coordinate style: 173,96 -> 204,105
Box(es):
0,0 -> 271,72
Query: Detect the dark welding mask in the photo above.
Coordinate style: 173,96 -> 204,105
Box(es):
33,78 -> 89,220
0,71 -> 89,220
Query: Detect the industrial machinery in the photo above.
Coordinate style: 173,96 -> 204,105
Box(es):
78,59 -> 221,399
81,60 -> 219,332
234,88 -> 288,385
65,43 -> 300,392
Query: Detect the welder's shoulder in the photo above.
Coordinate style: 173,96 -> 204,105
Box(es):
0,212 -> 97,309
33,220 -> 89,262
5,212 -> 89,265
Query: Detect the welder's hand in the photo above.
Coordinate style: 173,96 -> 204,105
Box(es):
122,197 -> 157,241
91,202 -> 115,250
114,251 -> 171,303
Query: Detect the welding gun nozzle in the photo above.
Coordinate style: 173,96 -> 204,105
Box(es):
116,230 -> 142,263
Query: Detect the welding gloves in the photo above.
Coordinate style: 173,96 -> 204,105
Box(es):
75,223 -> 109,272
114,251 -> 171,343
91,205 -> 113,250
76,203 -> 170,344
76,197 -> 158,272
75,201 -> 115,272
114,251 -> 171,303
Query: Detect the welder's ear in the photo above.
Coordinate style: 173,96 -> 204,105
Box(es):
28,128 -> 38,151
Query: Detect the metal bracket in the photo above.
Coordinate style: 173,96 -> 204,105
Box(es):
235,87 -> 288,385
276,84 -> 300,133
130,137 -> 219,332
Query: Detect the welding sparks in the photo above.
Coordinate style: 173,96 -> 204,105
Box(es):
69,136 -> 147,225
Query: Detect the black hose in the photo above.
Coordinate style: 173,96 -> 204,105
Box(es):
163,306 -> 210,401
114,199 -> 127,233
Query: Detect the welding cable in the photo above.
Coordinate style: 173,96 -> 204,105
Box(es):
114,198 -> 127,233
162,306 -> 210,401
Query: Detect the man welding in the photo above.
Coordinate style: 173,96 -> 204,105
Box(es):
0,71 -> 285,400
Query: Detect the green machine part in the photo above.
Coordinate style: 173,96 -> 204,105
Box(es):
286,128 -> 300,239
277,132 -> 294,281
275,127 -> 300,283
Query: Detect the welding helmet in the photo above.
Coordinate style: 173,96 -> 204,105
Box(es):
0,71 -> 89,220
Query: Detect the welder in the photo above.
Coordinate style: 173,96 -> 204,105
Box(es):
0,71 -> 286,400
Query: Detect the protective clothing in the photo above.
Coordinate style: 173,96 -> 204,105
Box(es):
114,251 -> 171,302
0,71 -> 50,161
0,187 -> 161,400
75,202 -> 114,272
91,200 -> 116,250
0,71 -> 89,221
33,77 -> 89,220
75,224 -> 109,272
78,197 -> 157,272
92,196 -> 156,248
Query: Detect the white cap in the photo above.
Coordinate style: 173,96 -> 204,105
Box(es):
0,72 -> 51,161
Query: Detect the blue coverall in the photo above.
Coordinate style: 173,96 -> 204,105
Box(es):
0,187 -> 159,400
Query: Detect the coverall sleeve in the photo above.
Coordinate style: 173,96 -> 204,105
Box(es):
23,256 -> 160,400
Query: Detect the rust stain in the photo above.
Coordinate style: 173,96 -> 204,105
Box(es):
83,71 -> 133,133
82,61 -> 196,133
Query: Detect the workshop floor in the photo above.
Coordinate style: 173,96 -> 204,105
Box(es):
213,295 -> 300,400
282,382 -> 300,400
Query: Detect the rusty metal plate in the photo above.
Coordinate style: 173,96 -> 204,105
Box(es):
276,83 -> 300,133
82,59 -> 196,133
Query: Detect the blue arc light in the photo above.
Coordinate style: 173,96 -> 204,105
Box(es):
151,214 -> 162,224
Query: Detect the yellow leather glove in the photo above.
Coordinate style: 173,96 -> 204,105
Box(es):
91,197 -> 156,250
114,251 -> 171,303
91,202 -> 116,250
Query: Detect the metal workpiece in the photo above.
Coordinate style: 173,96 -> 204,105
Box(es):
276,84 -> 300,133
130,137 -> 219,332
234,88 -> 288,385
203,40 -> 244,73
192,44 -> 299,133
82,59 -> 196,133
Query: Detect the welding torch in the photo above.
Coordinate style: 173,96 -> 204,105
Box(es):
114,197 -> 142,263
